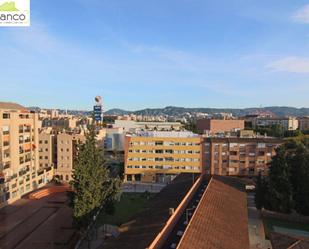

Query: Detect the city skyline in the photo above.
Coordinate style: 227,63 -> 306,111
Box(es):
1,0 -> 309,110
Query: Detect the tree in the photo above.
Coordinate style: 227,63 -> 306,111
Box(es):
255,138 -> 309,215
265,146 -> 294,213
255,124 -> 284,138
70,122 -> 121,230
289,143 -> 309,215
255,172 -> 266,210
183,120 -> 198,133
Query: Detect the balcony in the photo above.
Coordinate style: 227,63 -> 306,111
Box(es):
7,173 -> 17,182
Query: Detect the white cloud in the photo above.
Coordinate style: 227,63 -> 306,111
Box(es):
292,4 -> 309,23
267,57 -> 309,73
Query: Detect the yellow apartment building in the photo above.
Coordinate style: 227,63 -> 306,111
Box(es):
124,131 -> 202,183
0,102 -> 52,208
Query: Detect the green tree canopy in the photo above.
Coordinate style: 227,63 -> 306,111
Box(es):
70,123 -> 121,230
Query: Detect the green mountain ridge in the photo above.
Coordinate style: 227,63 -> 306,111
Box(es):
0,1 -> 18,11
27,106 -> 309,117
105,106 -> 309,117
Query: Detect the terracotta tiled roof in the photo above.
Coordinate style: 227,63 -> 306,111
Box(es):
270,232 -> 309,249
0,102 -> 27,110
101,173 -> 199,249
177,176 -> 250,249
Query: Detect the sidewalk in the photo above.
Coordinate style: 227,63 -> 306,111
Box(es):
247,193 -> 272,249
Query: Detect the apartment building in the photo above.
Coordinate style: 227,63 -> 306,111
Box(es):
298,117 -> 309,131
0,102 -> 51,208
55,133 -> 86,182
42,117 -> 78,130
203,137 -> 283,176
254,117 -> 299,131
38,131 -> 57,182
124,131 -> 202,183
114,120 -> 183,132
196,119 -> 245,134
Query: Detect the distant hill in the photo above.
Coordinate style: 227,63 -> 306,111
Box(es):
28,106 -> 309,117
107,106 -> 309,117
105,108 -> 133,115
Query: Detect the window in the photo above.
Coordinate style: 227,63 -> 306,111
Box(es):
230,151 -> 237,156
155,141 -> 163,146
165,157 -> 174,162
155,150 -> 163,154
127,175 -> 132,181
2,113 -> 10,119
2,126 -> 9,135
134,174 -> 141,181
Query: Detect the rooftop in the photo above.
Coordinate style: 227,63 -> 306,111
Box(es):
0,102 -> 27,111
204,136 -> 283,143
131,131 -> 199,138
177,176 -> 250,249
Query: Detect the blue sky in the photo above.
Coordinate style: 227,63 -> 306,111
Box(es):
0,0 -> 309,110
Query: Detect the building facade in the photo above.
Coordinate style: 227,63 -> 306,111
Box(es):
298,117 -> 309,131
254,117 -> 299,131
203,137 -> 283,176
124,131 -> 202,183
55,133 -> 85,182
114,120 -> 183,132
38,131 -> 57,183
196,119 -> 245,134
0,103 -> 51,208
